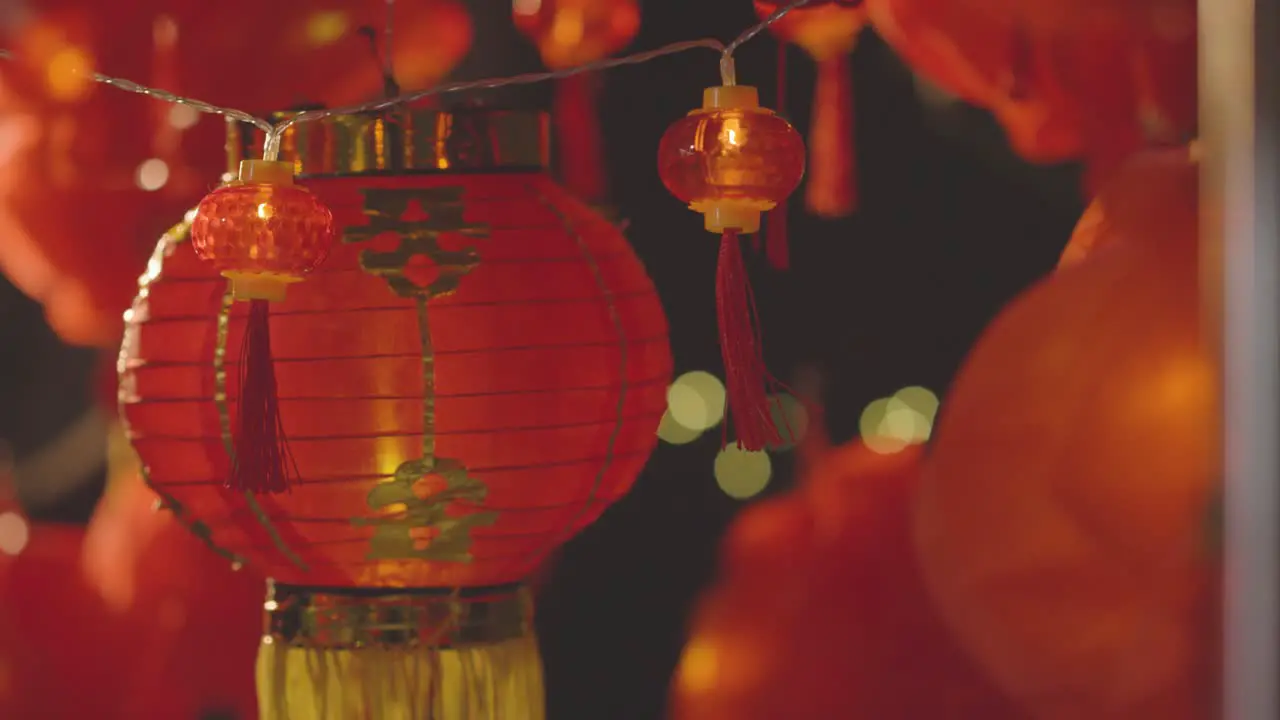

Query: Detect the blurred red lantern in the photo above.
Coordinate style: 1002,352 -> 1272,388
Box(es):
513,0 -> 640,205
671,429 -> 1024,720
915,152 -> 1218,719
868,0 -> 1195,191
81,472 -> 262,720
0,0 -> 471,348
119,109 -> 671,716
755,0 -> 864,218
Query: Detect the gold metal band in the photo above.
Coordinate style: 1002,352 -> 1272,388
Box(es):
262,582 -> 534,651
226,109 -> 551,176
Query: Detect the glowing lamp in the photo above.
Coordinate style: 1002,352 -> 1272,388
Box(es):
658,85 -> 805,451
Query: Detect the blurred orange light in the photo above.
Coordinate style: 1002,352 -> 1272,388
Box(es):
43,46 -> 93,102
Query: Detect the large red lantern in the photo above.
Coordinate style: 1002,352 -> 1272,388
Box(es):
0,0 -> 471,348
119,109 -> 672,718
915,151 -> 1218,719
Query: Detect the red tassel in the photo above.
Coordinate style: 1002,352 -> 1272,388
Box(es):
553,73 -> 607,204
806,54 -> 857,217
716,230 -> 783,452
765,40 -> 791,270
229,299 -> 296,494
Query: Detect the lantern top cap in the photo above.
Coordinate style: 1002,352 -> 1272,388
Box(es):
227,108 -> 551,177
238,160 -> 295,186
699,85 -> 762,112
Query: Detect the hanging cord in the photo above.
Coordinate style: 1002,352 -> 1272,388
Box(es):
0,0 -> 815,161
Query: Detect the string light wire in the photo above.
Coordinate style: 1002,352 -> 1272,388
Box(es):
0,0 -> 813,162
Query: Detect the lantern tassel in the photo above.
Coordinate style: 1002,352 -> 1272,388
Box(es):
553,73 -> 608,204
716,229 -> 782,451
230,299 -> 296,494
806,54 -> 857,217
765,40 -> 791,270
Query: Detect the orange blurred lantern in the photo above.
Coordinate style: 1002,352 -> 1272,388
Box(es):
0,0 -> 470,348
915,152 -> 1218,719
513,0 -> 640,205
119,109 -> 671,718
658,85 -> 805,450
755,0 -> 864,218
672,430 -> 1024,719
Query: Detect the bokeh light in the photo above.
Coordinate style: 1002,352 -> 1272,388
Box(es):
306,11 -> 350,47
0,512 -> 29,556
714,446 -> 772,500
766,393 -> 808,451
666,370 -> 726,432
657,409 -> 702,445
44,46 -> 93,102
860,385 -> 939,454
135,158 -> 170,191
168,104 -> 199,130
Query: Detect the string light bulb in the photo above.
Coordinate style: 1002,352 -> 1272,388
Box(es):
657,75 -> 805,452
191,159 -> 334,301
189,159 -> 334,495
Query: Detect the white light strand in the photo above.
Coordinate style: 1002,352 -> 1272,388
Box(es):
0,0 -> 813,163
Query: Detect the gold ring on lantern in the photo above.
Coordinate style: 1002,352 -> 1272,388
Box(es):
226,108 -> 552,176
262,582 -> 533,651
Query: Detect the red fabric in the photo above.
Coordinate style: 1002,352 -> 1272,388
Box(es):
0,0 -> 470,348
0,479 -> 260,719
120,172 -> 672,588
670,440 -> 1024,720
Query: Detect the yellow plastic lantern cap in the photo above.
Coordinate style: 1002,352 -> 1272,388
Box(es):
657,86 -> 806,234
190,160 -> 335,301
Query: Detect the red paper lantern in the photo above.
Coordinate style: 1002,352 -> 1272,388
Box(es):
513,0 -> 640,205
671,434 -> 1023,719
755,0 -> 864,218
119,109 -> 671,716
122,108 -> 669,587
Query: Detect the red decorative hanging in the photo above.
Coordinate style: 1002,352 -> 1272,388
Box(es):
755,0 -> 865,218
658,85 -> 805,450
513,0 -> 641,205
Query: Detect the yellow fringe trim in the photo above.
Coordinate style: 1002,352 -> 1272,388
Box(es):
256,634 -> 545,720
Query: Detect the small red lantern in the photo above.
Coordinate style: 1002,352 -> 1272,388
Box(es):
755,0 -> 865,218
658,85 -> 805,451
120,109 -> 672,717
513,0 -> 640,205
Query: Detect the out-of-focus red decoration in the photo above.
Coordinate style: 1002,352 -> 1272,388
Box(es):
755,0 -> 864,218
1057,144 -> 1197,270
82,473 -> 262,719
658,85 -> 805,451
915,153 -> 1219,719
0,0 -> 470,348
120,123 -> 671,588
671,430 -> 1024,719
190,159 -> 336,495
867,0 -> 1196,192
0,479 -> 260,719
513,0 -> 640,205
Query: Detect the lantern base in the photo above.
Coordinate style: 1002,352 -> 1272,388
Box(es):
227,274 -> 294,303
692,201 -> 772,234
256,582 -> 544,720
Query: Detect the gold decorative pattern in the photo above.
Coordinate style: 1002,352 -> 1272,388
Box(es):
226,109 -> 551,176
343,187 -> 498,563
262,581 -> 532,650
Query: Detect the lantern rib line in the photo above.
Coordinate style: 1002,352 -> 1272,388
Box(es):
125,410 -> 663,442
0,0 -> 816,161
117,375 -> 671,403
123,288 -> 661,319
120,332 -> 670,364
147,448 -> 655,488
